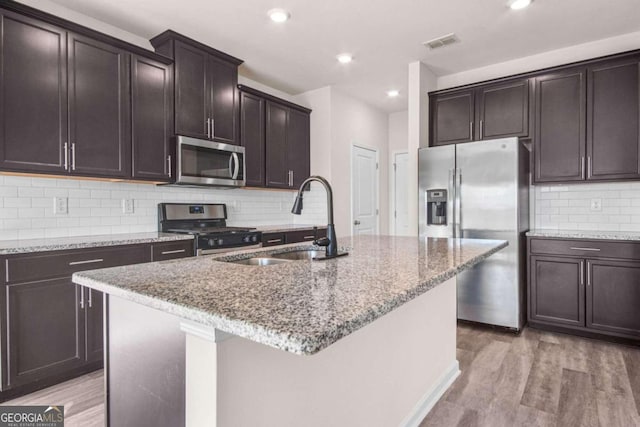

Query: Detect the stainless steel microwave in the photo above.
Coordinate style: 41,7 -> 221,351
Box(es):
174,136 -> 245,187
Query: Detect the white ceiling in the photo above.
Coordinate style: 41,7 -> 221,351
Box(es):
49,0 -> 640,113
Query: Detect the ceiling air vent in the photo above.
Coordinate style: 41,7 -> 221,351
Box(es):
423,33 -> 459,50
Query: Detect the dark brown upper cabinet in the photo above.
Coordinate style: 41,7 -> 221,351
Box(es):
430,90 -> 475,146
476,79 -> 531,140
239,85 -> 311,190
0,10 -> 67,174
240,91 -> 265,187
430,78 -> 531,146
131,55 -> 173,181
587,56 -> 640,181
150,31 -> 243,145
533,68 -> 587,183
68,33 -> 130,178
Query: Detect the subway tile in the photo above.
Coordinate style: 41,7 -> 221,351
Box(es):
0,208 -> 18,219
18,187 -> 44,198
4,198 -> 31,208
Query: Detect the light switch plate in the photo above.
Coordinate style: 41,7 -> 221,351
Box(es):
53,197 -> 68,215
122,199 -> 134,214
590,198 -> 602,211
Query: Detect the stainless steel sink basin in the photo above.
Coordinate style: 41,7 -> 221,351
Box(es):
270,250 -> 324,261
231,257 -> 291,266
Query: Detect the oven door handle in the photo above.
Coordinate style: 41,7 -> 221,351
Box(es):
231,152 -> 240,180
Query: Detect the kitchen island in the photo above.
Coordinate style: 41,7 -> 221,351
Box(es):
73,235 -> 506,427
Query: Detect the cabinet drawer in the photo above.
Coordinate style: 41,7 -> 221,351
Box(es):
262,233 -> 286,247
151,240 -> 194,261
529,238 -> 640,260
286,228 -> 327,244
6,245 -> 150,283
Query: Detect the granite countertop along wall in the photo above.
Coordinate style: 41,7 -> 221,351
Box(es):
73,235 -> 507,356
527,229 -> 640,241
0,232 -> 194,255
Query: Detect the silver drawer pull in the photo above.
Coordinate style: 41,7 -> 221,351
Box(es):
569,247 -> 601,252
303,235 -> 315,240
267,239 -> 283,243
69,258 -> 104,266
161,249 -> 186,255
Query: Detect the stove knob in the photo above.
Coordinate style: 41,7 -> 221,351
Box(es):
243,236 -> 250,243
208,238 -> 216,246
251,235 -> 258,242
218,238 -> 224,245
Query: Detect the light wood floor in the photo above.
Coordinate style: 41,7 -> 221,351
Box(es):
2,325 -> 639,427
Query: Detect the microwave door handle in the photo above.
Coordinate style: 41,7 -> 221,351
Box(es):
231,152 -> 240,179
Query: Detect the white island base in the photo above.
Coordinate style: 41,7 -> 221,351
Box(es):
181,276 -> 458,427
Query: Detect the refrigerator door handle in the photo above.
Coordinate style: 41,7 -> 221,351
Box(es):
449,168 -> 455,237
455,168 -> 462,238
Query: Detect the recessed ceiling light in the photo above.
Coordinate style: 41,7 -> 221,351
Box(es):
268,8 -> 290,23
509,0 -> 532,10
336,53 -> 353,64
387,90 -> 400,98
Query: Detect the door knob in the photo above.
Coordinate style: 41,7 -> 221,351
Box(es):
354,220 -> 361,225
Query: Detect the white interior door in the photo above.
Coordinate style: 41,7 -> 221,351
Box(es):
352,145 -> 378,235
393,152 -> 409,235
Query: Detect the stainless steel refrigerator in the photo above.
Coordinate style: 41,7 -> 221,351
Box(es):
419,137 -> 530,331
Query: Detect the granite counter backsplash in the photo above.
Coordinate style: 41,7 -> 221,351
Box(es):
73,235 -> 506,356
527,229 -> 640,241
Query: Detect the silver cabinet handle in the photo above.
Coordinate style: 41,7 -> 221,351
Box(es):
161,249 -> 186,255
167,155 -> 172,177
63,142 -> 69,170
206,118 -> 211,138
581,156 -> 585,179
469,121 -> 473,139
586,261 -> 591,287
588,156 -> 592,178
80,286 -> 85,309
479,120 -> 484,139
569,247 -> 601,252
303,235 -> 315,240
267,238 -> 283,243
88,288 -> 93,308
210,118 -> 215,138
69,258 -> 104,266
71,143 -> 76,171
579,261 -> 584,286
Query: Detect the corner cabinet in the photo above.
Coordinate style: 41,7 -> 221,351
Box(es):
0,4 -> 174,182
239,85 -> 311,190
429,78 -> 531,146
150,31 -> 243,145
528,237 -> 640,342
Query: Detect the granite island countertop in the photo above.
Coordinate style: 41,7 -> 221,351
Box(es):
527,229 -> 640,241
0,232 -> 194,255
73,235 -> 507,355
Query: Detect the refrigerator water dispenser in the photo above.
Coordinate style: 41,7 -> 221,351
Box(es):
426,189 -> 447,225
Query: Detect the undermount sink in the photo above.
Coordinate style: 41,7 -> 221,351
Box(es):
270,250 -> 324,261
231,257 -> 291,266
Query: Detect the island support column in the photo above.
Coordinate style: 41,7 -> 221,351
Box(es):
180,276 -> 460,427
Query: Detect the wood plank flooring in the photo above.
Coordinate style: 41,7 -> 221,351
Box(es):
421,324 -> 640,427
2,324 -> 639,427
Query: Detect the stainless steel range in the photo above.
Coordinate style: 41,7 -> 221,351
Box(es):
158,203 -> 261,255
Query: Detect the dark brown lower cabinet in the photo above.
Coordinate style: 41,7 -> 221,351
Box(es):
0,239 -> 194,401
261,228 -> 327,247
528,237 -> 640,342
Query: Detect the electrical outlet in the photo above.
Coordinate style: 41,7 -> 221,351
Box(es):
122,199 -> 134,214
53,197 -> 68,215
590,198 -> 602,211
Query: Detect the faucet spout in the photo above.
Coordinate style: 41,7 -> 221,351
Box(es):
291,175 -> 341,258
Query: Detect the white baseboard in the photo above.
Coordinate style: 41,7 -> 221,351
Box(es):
400,360 -> 461,427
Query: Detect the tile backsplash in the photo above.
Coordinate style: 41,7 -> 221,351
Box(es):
0,175 -> 327,240
534,181 -> 640,231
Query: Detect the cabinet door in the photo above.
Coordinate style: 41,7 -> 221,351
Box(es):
533,69 -> 586,183
6,278 -> 84,388
265,101 -> 290,188
0,11 -> 67,174
529,256 -> 585,327
174,41 -> 209,139
477,79 -> 530,140
84,288 -> 103,363
587,57 -> 640,180
587,259 -> 640,337
208,55 -> 238,145
288,108 -> 310,188
240,91 -> 265,187
430,90 -> 475,146
68,33 -> 130,178
131,55 -> 173,181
